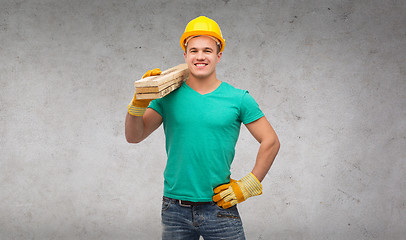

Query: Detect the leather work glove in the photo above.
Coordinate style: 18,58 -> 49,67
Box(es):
213,173 -> 263,209
127,68 -> 161,116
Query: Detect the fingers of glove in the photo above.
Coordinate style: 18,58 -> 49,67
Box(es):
213,183 -> 231,194
142,68 -> 162,78
222,190 -> 236,203
213,192 -> 222,202
213,178 -> 237,194
213,187 -> 232,202
132,94 -> 152,107
217,199 -> 237,209
142,70 -> 155,78
216,199 -> 226,208
150,68 -> 162,76
215,187 -> 236,203
142,70 -> 152,78
223,200 -> 237,209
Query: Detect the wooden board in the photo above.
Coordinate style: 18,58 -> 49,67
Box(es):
135,81 -> 184,99
135,74 -> 184,93
134,64 -> 189,100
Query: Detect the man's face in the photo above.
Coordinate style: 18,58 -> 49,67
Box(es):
184,36 -> 222,80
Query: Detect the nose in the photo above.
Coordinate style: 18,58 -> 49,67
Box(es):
196,51 -> 205,60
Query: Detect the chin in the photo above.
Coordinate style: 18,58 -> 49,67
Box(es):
190,71 -> 213,79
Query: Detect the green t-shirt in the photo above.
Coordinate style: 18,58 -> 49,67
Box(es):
148,81 -> 264,202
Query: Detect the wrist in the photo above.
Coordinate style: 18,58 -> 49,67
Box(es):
239,172 -> 263,198
128,103 -> 147,116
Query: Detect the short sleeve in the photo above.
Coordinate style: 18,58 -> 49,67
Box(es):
239,91 -> 264,124
148,98 -> 164,117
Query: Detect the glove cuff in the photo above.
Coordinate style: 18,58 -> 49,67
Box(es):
128,103 -> 147,116
239,173 -> 263,199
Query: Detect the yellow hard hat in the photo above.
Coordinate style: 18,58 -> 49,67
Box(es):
180,16 -> 225,52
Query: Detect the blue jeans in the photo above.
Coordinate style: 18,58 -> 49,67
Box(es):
161,196 -> 245,240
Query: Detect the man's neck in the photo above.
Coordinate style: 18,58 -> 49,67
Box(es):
186,74 -> 221,95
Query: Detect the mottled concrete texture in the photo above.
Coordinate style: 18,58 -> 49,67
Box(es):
1,0 -> 405,239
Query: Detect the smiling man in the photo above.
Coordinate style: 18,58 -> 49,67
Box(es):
184,35 -> 221,82
125,16 -> 280,240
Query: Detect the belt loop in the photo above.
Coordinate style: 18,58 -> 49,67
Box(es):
178,200 -> 192,208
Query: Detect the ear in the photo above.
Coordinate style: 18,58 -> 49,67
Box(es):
184,51 -> 187,61
217,52 -> 222,63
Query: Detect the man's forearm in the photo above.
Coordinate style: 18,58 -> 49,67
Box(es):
213,136 -> 279,209
125,113 -> 144,143
251,137 -> 280,182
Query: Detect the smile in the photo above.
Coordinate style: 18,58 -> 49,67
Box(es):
195,63 -> 208,67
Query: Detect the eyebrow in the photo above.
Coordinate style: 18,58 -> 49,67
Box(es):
189,47 -> 214,51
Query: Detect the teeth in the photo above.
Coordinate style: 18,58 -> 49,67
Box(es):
196,64 -> 206,67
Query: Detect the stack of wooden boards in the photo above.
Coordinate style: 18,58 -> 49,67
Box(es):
134,63 -> 189,99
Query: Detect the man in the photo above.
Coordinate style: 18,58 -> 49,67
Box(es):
125,16 -> 280,240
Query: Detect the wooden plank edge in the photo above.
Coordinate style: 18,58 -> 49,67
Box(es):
134,63 -> 188,87
134,68 -> 188,88
135,74 -> 185,94
136,81 -> 184,99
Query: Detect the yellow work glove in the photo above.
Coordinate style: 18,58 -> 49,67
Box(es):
213,173 -> 262,209
127,68 -> 161,116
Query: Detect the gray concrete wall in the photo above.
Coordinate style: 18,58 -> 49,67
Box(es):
1,0 -> 405,239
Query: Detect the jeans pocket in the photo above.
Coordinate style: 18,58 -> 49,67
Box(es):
213,204 -> 244,233
161,198 -> 171,212
214,203 -> 241,220
217,211 -> 241,220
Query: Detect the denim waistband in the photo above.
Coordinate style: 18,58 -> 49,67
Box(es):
163,196 -> 212,207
